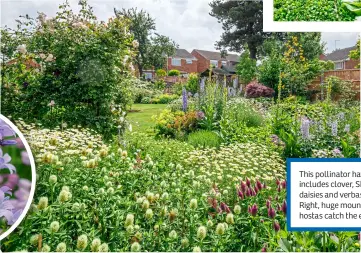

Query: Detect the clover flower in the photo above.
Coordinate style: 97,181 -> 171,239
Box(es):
49,175 -> 57,184
125,213 -> 134,227
215,223 -> 226,235
234,205 -> 241,215
248,204 -> 258,216
207,219 -> 213,227
181,238 -> 189,247
220,202 -> 231,213
268,208 -> 276,219
192,224 -> 204,240
50,221 -> 60,233
226,213 -> 234,224
131,242 -> 141,252
190,198 -> 198,209
126,225 -> 134,233
30,234 -> 40,246
38,197 -> 48,210
145,208 -> 153,220
56,242 -> 66,252
77,234 -> 88,250
91,238 -> 101,252
193,246 -> 202,252
41,244 -> 51,252
142,199 -> 150,209
99,243 -> 109,252
169,230 -> 178,239
273,221 -> 280,232
58,189 -> 72,203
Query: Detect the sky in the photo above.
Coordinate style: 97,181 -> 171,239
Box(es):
1,0 -> 359,54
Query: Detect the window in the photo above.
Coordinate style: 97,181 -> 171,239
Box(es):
221,61 -> 227,66
171,58 -> 181,66
335,61 -> 344,70
210,60 -> 218,67
144,72 -> 153,80
186,59 -> 193,64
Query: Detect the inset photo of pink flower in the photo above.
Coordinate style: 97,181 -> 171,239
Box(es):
0,115 -> 35,240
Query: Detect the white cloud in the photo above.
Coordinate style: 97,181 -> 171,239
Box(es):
1,0 -> 358,54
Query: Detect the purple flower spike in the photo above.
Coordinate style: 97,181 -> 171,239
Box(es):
266,200 -> 271,209
248,204 -> 258,216
246,178 -> 251,187
273,221 -> 280,232
182,87 -> 188,112
238,190 -> 244,199
220,202 -> 231,213
256,179 -> 263,190
268,208 -> 276,219
240,181 -> 247,192
281,200 -> 287,215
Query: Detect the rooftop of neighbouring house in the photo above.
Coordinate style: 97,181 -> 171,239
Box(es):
192,49 -> 240,62
323,46 -> 358,61
171,48 -> 197,59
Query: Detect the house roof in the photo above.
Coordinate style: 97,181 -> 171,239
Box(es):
323,46 -> 357,61
172,49 -> 196,59
193,49 -> 239,62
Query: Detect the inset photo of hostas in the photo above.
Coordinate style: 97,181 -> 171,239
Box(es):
274,0 -> 361,21
0,115 -> 35,240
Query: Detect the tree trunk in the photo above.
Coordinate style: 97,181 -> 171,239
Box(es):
248,43 -> 257,60
138,64 -> 143,78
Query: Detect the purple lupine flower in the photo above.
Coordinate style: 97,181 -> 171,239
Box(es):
330,121 -> 338,136
182,87 -> 188,112
248,204 -> 258,216
200,78 -> 205,93
273,221 -> 280,232
300,117 -> 310,139
0,139 -> 17,146
337,112 -> 345,121
268,208 -> 276,219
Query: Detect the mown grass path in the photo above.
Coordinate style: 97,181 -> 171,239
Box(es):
127,104 -> 166,133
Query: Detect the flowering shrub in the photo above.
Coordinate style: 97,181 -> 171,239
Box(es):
153,110 -> 199,138
0,118 -> 32,235
1,1 -> 136,137
245,81 -> 275,98
168,69 -> 180,76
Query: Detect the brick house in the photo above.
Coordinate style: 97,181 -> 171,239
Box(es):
167,49 -> 198,76
191,49 -> 239,74
320,46 -> 359,70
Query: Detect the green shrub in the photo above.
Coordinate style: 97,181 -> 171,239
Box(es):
168,69 -> 180,76
140,96 -> 151,104
186,73 -> 199,94
156,69 -> 166,77
154,80 -> 166,90
172,82 -> 184,96
150,94 -> 179,104
187,130 -> 221,148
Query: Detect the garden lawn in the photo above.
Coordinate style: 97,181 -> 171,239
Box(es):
128,104 -> 167,133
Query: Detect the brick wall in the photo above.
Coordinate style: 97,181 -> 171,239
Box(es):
345,59 -> 359,70
167,58 -> 198,73
191,50 -> 210,73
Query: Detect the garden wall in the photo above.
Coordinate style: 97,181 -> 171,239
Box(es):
308,69 -> 360,100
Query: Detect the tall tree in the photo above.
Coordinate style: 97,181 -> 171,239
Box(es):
209,0 -> 284,60
114,8 -> 177,76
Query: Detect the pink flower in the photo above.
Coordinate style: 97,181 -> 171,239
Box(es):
273,221 -> 280,232
268,208 -> 276,219
248,204 -> 258,216
281,200 -> 287,215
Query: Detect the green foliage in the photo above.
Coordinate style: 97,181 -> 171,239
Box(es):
154,80 -> 166,90
210,0 -> 285,59
114,8 -> 177,75
274,0 -> 357,21
349,39 -> 360,68
168,69 -> 180,76
1,1 -> 134,138
149,94 -> 179,104
320,60 -> 335,71
236,50 -> 257,84
187,130 -> 221,149
186,73 -> 199,94
324,76 -> 358,106
156,69 -> 166,77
